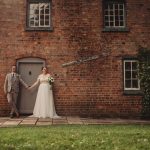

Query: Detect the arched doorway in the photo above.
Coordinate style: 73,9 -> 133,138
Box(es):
17,58 -> 45,114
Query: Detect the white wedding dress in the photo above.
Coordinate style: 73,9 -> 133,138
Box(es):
31,74 -> 60,118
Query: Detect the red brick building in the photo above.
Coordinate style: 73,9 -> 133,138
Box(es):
0,0 -> 149,117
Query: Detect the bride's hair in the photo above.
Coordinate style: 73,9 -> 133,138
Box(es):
41,66 -> 48,71
41,66 -> 51,75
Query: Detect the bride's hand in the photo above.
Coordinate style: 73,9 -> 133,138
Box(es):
28,86 -> 32,91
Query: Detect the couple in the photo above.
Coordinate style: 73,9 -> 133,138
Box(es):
4,65 -> 60,119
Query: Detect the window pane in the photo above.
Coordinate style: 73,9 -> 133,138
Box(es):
110,16 -> 114,21
45,15 -> 49,20
45,9 -> 49,14
45,20 -> 49,26
105,22 -> 109,26
119,10 -> 124,15
40,20 -> 44,26
30,20 -> 34,27
110,22 -> 114,26
132,80 -> 138,88
115,10 -> 119,16
115,21 -> 119,26
120,16 -> 124,20
115,4 -> 118,10
125,80 -> 131,88
105,16 -> 109,22
115,16 -> 119,21
125,71 -> 131,79
125,62 -> 131,70
105,10 -> 109,15
40,4 -> 44,14
119,4 -> 123,9
120,21 -> 124,26
40,15 -> 44,20
132,62 -> 137,70
30,4 -> 39,14
29,14 -> 34,20
110,11 -> 114,15
35,20 -> 39,26
45,4 -> 49,9
45,4 -> 50,14
35,14 -> 39,20
132,71 -> 138,79
34,7 -> 39,15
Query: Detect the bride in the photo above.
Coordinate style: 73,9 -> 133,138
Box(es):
29,67 -> 60,118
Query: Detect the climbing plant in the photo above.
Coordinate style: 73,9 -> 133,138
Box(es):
137,47 -> 150,119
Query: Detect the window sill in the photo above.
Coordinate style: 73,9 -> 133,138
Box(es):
123,90 -> 143,96
102,27 -> 130,32
25,27 -> 53,32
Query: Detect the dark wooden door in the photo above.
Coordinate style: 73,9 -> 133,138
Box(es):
17,58 -> 45,114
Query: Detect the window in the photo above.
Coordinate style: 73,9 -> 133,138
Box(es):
103,0 -> 126,30
26,0 -> 52,31
124,60 -> 140,91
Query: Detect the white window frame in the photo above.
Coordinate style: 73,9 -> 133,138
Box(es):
124,60 -> 140,90
104,2 -> 126,28
26,0 -> 52,31
29,3 -> 51,28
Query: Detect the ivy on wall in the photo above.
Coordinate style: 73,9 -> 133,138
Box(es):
138,47 -> 150,119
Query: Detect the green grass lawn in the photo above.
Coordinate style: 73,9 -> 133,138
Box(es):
0,125 -> 150,150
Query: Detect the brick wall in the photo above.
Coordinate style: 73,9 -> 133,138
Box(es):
0,0 -> 149,117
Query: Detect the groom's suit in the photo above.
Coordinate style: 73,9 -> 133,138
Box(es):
4,72 -> 28,116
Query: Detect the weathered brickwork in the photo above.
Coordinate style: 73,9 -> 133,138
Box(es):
0,0 -> 149,117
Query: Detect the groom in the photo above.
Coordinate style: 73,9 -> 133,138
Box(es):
4,65 -> 29,118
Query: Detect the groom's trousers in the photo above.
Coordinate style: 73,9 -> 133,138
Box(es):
7,92 -> 18,114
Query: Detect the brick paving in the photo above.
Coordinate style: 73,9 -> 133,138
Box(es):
0,116 -> 150,127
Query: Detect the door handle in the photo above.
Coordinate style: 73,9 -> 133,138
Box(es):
29,71 -> 32,75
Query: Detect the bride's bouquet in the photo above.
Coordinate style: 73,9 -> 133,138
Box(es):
48,76 -> 54,85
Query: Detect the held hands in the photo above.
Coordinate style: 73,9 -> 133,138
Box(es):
28,86 -> 32,90
26,85 -> 31,91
